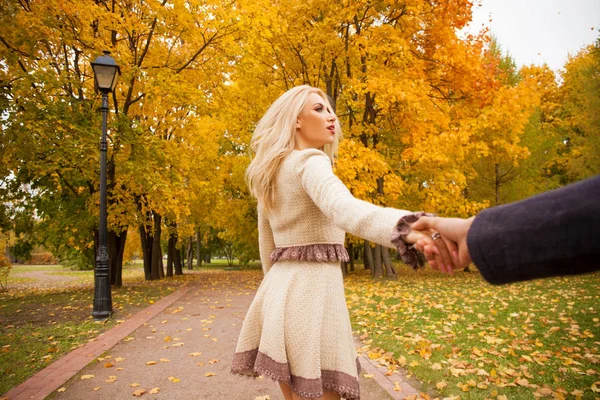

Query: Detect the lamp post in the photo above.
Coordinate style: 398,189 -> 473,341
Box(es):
91,51 -> 120,321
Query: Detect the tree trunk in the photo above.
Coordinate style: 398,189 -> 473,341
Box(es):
348,243 -> 355,272
363,240 -> 373,271
186,237 -> 193,270
373,244 -> 383,278
382,247 -> 397,279
167,232 -> 175,278
150,213 -> 162,280
174,242 -> 183,275
139,224 -> 152,280
204,253 -> 211,263
108,230 -> 127,287
495,162 -> 500,206
195,230 -> 202,267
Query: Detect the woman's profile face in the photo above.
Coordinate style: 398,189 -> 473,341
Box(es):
295,92 -> 337,149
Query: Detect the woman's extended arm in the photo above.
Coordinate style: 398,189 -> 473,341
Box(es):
295,148 -> 456,271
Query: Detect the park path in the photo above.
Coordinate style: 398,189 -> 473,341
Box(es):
3,272 -> 421,400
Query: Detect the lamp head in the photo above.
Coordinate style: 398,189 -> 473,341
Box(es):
91,51 -> 120,92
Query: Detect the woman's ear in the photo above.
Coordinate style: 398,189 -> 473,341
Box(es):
296,118 -> 301,130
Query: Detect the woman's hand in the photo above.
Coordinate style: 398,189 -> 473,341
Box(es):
403,228 -> 459,274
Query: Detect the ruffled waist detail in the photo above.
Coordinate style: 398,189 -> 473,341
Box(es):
270,244 -> 350,263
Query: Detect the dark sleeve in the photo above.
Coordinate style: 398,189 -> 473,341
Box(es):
467,175 -> 600,285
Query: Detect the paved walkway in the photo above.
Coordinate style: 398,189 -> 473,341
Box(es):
2,274 -> 421,400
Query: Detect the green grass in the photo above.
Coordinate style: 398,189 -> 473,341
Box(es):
192,258 -> 262,270
10,264 -> 64,273
344,267 -> 600,399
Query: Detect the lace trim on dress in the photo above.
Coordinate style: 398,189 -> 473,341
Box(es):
270,244 -> 350,263
390,212 -> 436,270
231,348 -> 362,400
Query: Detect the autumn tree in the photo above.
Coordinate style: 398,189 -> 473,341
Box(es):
550,37 -> 600,183
0,0 -> 236,284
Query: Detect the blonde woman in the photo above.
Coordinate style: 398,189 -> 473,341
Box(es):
230,85 -> 455,400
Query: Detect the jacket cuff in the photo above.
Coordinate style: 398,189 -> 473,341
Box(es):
390,212 -> 436,269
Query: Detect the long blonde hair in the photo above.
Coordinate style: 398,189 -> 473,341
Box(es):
245,85 -> 342,214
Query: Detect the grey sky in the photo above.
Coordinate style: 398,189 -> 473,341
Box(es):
462,0 -> 600,73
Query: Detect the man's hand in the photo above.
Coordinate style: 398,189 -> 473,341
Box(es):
411,216 -> 475,270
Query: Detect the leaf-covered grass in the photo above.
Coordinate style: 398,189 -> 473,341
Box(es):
345,266 -> 600,399
3,263 -> 597,398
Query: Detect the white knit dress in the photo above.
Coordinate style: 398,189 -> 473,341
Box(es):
231,149 -> 413,400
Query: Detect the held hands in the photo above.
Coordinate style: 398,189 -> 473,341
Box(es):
410,216 -> 475,272
402,227 -> 459,274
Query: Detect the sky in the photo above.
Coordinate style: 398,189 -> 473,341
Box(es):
462,0 -> 600,73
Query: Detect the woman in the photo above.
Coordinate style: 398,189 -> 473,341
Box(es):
230,85 -> 455,400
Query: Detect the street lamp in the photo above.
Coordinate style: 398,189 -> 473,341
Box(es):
91,51 -> 120,321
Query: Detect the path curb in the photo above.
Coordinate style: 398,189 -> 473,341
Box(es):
354,337 -> 421,399
2,285 -> 192,400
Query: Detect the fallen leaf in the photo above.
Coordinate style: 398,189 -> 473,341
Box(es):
130,383 -> 141,387
209,359 -> 220,364
189,352 -> 202,357
254,396 -> 270,400
393,381 -> 402,392
537,388 -> 553,395
146,361 -> 157,365
57,387 -> 66,393
172,343 -> 184,347
81,375 -> 94,380
591,381 -> 600,393
160,358 -> 170,363
205,372 -> 216,377
363,374 -> 375,379
104,362 -> 114,368
133,389 -> 146,397
436,381 -> 447,390
432,363 -> 442,371
93,387 -> 100,391
516,378 -> 529,386
149,388 -> 160,394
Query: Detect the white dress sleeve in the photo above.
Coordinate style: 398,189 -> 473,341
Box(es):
295,149 -> 413,249
257,205 -> 276,276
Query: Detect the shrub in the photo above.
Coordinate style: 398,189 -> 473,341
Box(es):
0,253 -> 12,291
